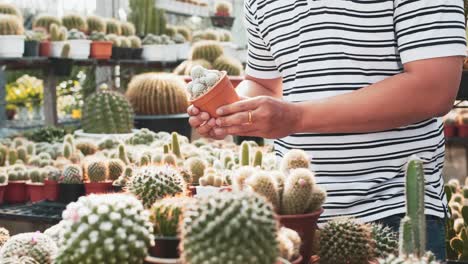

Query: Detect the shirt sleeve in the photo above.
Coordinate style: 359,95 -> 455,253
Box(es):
244,0 -> 281,79
394,0 -> 467,64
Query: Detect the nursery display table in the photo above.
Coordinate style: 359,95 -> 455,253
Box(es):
0,201 -> 64,235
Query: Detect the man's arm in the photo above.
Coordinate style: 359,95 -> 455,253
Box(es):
236,75 -> 283,98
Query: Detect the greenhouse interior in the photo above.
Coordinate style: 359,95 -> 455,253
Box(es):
0,0 -> 467,263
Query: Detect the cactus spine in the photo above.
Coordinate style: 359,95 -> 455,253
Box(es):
246,171 -> 279,210
0,232 -> 57,264
8,149 -> 17,165
281,168 -> 316,215
213,55 -> 243,76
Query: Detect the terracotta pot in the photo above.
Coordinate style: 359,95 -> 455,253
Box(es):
190,71 -> 240,118
188,186 -> 197,196
149,237 -> 180,259
44,180 -> 59,201
58,183 -> 85,204
445,124 -> 457,138
0,184 -> 6,204
458,124 -> 468,138
84,181 -> 113,195
278,208 -> 324,264
90,41 -> 112,59
27,183 -> 45,203
5,181 -> 27,204
39,41 -> 51,57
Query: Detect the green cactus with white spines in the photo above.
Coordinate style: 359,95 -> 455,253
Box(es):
8,148 -> 17,165
60,164 -> 83,184
378,253 -> 439,264
108,159 -> 125,181
61,14 -> 87,32
120,21 -> 136,36
240,141 -> 250,166
253,149 -> 263,167
246,171 -> 280,210
49,24 -> 67,41
0,144 -> 7,166
113,165 -> 133,187
0,14 -> 24,35
163,153 -> 177,166
372,223 -> 399,259
34,15 -> 61,32
76,141 -> 98,156
85,160 -> 108,182
7,164 -> 28,181
150,196 -> 194,237
62,142 -> 72,159
281,168 -> 316,215
306,185 -> 327,212
280,149 -> 310,175
184,157 -> 206,184
17,146 -> 28,163
0,3 -> 21,17
180,192 -> 279,264
55,194 -> 154,264
0,232 -> 58,264
127,165 -> 186,208
139,154 -> 151,166
86,15 -> 106,33
190,40 -> 224,63
106,18 -> 121,35
28,168 -> 46,183
213,55 -> 243,76
171,132 -> 182,158
199,169 -> 223,187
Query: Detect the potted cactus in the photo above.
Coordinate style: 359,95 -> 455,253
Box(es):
106,18 -> 122,35
0,14 -> 25,58
128,35 -> 143,59
118,36 -> 133,59
186,65 -> 240,118
49,24 -> 68,57
26,168 -> 47,202
67,28 -> 91,59
58,164 -> 85,204
0,232 -> 57,263
43,165 -> 61,201
148,197 -> 194,260
0,171 -> 7,204
61,14 -> 87,33
33,14 -> 61,32
50,42 -> 73,77
83,159 -> 113,194
5,164 -> 29,203
121,21 -> 136,36
24,29 -> 46,57
89,31 -> 112,59
142,34 -> 177,62
86,15 -> 106,34
211,0 -> 235,28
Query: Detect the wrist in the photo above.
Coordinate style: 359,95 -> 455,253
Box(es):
290,102 -> 305,134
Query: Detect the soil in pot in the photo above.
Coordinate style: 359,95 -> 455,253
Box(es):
5,182 -> 27,204
44,180 -> 59,201
58,183 -> 85,204
190,71 -> 240,118
149,237 -> 180,259
90,41 -> 112,59
24,40 -> 40,57
278,208 -> 324,264
84,181 -> 113,195
0,184 -> 6,204
50,58 -> 73,77
39,41 -> 51,57
27,183 -> 45,203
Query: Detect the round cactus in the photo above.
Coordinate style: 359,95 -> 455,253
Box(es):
55,194 -> 154,263
82,88 -> 134,134
86,15 -> 106,33
61,14 -> 87,32
184,157 -> 206,184
199,169 -> 224,187
108,159 -> 125,181
120,21 -> 136,36
76,141 -> 98,156
85,160 -> 108,182
176,26 -> 191,41
371,223 -> 399,259
174,59 -> 213,76
0,232 -> 58,264
150,196 -> 194,237
246,170 -> 280,210
0,227 -> 9,247
180,192 -> 279,264
320,218 -> 375,264
0,3 -> 21,17
126,165 -> 186,208
126,73 -> 189,115
0,14 -> 24,35
106,18 -> 121,35
213,55 -> 243,76
126,128 -> 157,145
60,164 -> 83,184
280,149 -> 310,175
281,168 -> 316,215
190,40 -> 224,63
278,227 -> 301,262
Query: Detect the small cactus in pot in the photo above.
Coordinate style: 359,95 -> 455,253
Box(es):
58,164 -> 85,204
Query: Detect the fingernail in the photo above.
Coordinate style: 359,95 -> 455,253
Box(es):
216,108 -> 223,115
216,119 -> 222,126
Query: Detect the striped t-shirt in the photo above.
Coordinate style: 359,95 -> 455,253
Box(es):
244,0 -> 466,222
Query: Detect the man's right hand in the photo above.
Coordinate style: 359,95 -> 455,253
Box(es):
188,105 -> 225,140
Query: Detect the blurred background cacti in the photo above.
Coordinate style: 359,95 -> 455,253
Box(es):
0,3 -> 21,17
0,232 -> 57,264
86,15 -> 106,33
120,21 -> 136,36
150,196 -> 194,237
33,15 -> 61,32
61,14 -> 87,33
106,18 -> 122,35
0,14 -> 24,35
190,40 -> 224,63
128,0 -> 167,36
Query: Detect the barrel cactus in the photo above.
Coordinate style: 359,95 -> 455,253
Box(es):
213,55 -> 243,76
82,87 -> 134,134
0,14 -> 24,35
150,196 -> 194,237
190,40 -> 224,63
120,21 -> 136,36
86,15 -> 106,33
180,192 -> 279,264
174,59 -> 213,76
371,223 -> 399,258
108,159 -> 125,181
33,15 -> 61,32
85,160 -> 108,182
126,73 -> 189,115
55,194 -> 154,263
0,3 -> 21,17
76,141 -> 98,156
126,165 -> 186,208
184,157 -> 206,184
106,18 -> 121,35
60,164 -> 83,184
61,14 -> 87,32
0,232 -> 58,264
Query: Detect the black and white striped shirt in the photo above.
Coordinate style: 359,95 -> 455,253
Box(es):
244,0 -> 466,222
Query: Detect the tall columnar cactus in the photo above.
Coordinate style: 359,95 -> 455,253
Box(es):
253,150 -> 263,167
0,144 -> 7,166
128,0 -> 167,36
0,14 -> 24,35
61,14 -> 87,32
150,196 -> 194,237
126,73 -> 189,115
184,157 -> 206,184
0,232 -> 58,264
280,149 -> 310,175
199,168 -> 224,187
180,192 -> 279,264
240,141 -> 250,166
86,15 -> 106,33
60,164 -> 83,184
126,166 -> 186,208
81,88 -> 134,134
118,144 -> 130,165
34,15 -> 61,32
0,3 -> 21,17
190,41 -> 224,63
55,194 -> 154,263
85,160 -> 108,182
320,218 -> 375,264
106,18 -> 121,35
61,43 -> 70,58
213,55 -> 243,76
17,146 -> 28,163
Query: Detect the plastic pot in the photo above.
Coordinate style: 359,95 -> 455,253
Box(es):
190,71 -> 240,118
50,57 -> 73,77
84,181 -> 113,195
111,46 -> 122,60
121,47 -> 133,60
278,208 -> 324,264
0,184 -> 6,204
68,39 -> 91,59
5,181 -> 27,204
113,185 -> 123,193
50,41 -> 66,58
0,35 -> 25,58
134,114 -> 192,139
210,16 -> 235,28
142,44 -> 176,61
24,40 -> 40,57
44,179 -> 59,201
445,124 -> 457,138
132,48 -> 143,60
149,237 -> 180,259
26,183 -> 45,203
58,183 -> 85,204
90,41 -> 112,59
39,41 -> 51,57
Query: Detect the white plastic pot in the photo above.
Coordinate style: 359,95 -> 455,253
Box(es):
0,35 -> 25,58
176,43 -> 190,60
195,186 -> 221,197
50,41 -> 66,58
142,45 -> 178,62
68,39 -> 91,59
74,129 -> 139,141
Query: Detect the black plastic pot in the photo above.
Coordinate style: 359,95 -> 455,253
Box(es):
58,183 -> 85,204
149,237 -> 180,259
111,47 -> 123,60
447,261 -> 468,264
112,185 -> 123,193
210,16 -> 235,28
132,48 -> 143,60
50,57 -> 73,77
24,40 -> 40,57
134,114 -> 192,139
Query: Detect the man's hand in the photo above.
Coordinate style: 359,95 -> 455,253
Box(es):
187,105 -> 225,140
213,96 -> 302,139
